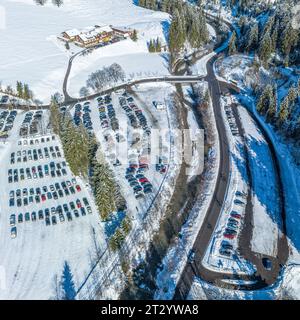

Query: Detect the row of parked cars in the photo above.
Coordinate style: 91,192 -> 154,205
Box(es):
97,95 -> 120,131
119,93 -> 155,200
8,161 -> 68,183
73,102 -> 94,134
9,197 -> 92,233
224,105 -> 239,136
18,135 -> 56,146
19,110 -> 43,137
0,110 -> 17,135
119,94 -> 151,135
125,167 -> 153,199
10,145 -> 61,164
220,191 -> 246,257
9,178 -> 81,207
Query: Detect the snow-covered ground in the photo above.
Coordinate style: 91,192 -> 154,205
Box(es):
68,44 -> 169,98
0,0 -> 169,102
0,110 -> 107,299
238,94 -> 300,262
238,106 -> 280,257
214,54 -> 257,89
72,86 -> 172,226
188,264 -> 300,300
192,52 -> 216,77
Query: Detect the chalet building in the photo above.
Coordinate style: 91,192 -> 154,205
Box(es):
61,24 -> 131,48
62,29 -> 80,41
111,26 -> 134,38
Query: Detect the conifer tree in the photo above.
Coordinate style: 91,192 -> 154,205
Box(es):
228,31 -> 237,55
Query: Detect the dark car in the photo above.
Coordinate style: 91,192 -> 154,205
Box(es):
82,197 -> 89,206
51,216 -> 57,225
45,217 -> 51,226
66,212 -> 72,221
219,248 -> 231,257
31,212 -> 37,221
80,207 -> 86,216
38,210 -> 44,220
262,258 -> 272,270
18,213 -> 23,223
9,198 -> 15,207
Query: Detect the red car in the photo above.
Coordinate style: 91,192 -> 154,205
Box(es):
231,213 -> 241,219
41,194 -> 46,202
139,163 -> 148,169
223,233 -> 236,240
160,166 -> 167,174
139,178 -> 148,183
75,185 -> 81,192
76,199 -> 82,208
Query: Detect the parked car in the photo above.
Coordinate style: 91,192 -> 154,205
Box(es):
188,249 -> 195,263
10,227 -> 17,239
10,214 -> 16,226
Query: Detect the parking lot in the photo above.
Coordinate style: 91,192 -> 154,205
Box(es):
0,108 -> 103,239
70,88 -> 171,223
0,107 -> 108,299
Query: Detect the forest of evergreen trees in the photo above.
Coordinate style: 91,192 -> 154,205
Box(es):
227,0 -> 300,66
138,0 -> 209,54
224,0 -> 300,143
256,79 -> 300,141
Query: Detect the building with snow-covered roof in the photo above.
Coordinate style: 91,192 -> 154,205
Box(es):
111,26 -> 134,38
62,28 -> 80,40
60,24 -> 130,48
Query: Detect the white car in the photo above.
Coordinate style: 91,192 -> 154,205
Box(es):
10,227 -> 17,239
10,214 -> 16,226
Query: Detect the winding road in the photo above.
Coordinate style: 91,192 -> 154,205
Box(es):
172,14 -> 289,299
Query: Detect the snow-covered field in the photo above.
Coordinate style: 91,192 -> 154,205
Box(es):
0,0 -> 169,102
68,44 -> 169,98
238,106 -> 280,257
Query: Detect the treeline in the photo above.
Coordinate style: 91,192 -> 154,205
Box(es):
91,150 -> 129,250
16,81 -> 34,100
138,0 -> 209,53
229,1 -> 300,66
225,0 -> 273,16
34,0 -> 63,7
91,160 -> 126,221
256,79 -> 300,141
148,38 -> 162,52
86,63 -> 126,92
0,81 -> 34,101
109,216 -> 132,251
50,102 -> 90,177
